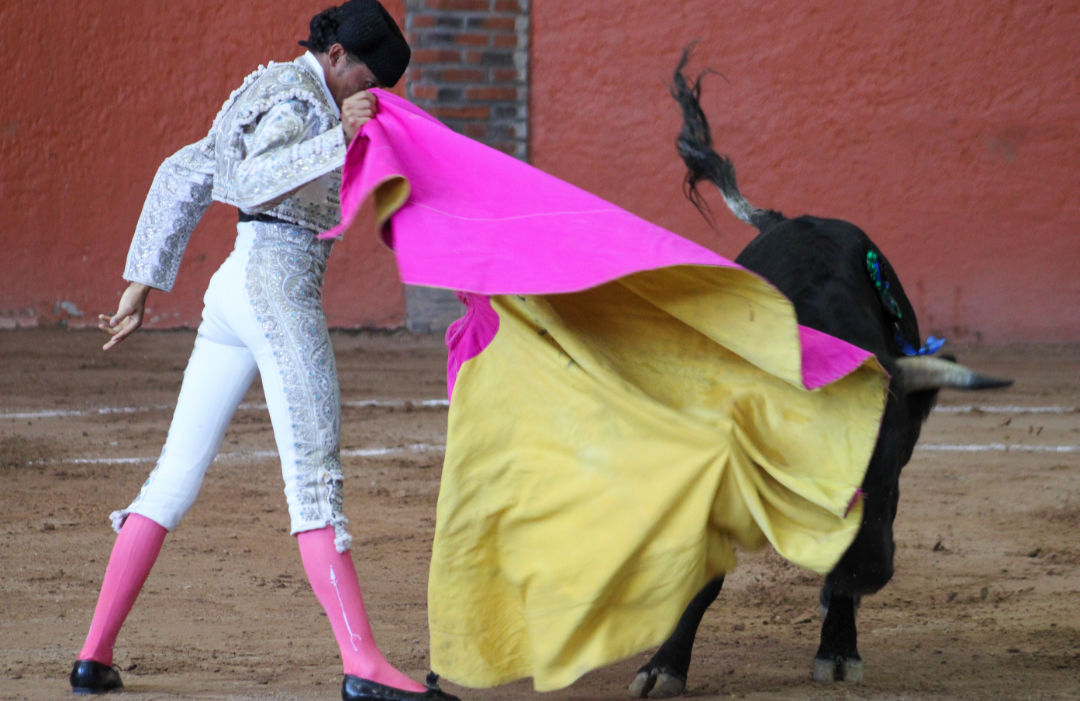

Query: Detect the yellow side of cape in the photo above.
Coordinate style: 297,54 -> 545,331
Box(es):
428,266 -> 887,691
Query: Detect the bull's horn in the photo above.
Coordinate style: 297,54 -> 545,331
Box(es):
896,356 -> 1014,393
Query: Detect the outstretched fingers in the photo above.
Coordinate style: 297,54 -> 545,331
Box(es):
99,283 -> 151,351
99,313 -> 142,350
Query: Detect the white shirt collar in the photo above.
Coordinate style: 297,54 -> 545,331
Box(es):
298,51 -> 341,119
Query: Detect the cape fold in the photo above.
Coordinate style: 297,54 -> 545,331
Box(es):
325,89 -> 888,690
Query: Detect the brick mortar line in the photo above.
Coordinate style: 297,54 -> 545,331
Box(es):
406,0 -> 530,161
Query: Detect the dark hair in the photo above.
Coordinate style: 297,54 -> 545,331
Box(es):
299,7 -> 343,53
299,1 -> 411,87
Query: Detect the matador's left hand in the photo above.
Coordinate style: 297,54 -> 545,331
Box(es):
342,90 -> 378,144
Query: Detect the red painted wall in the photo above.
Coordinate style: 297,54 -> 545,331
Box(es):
530,1 -> 1079,343
3,1 -> 1077,342
0,1 -> 406,330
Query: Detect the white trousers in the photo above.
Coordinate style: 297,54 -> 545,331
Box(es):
114,221 -> 351,550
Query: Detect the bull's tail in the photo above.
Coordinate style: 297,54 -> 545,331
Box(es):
673,47 -> 785,233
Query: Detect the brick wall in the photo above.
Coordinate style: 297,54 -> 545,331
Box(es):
402,0 -> 530,332
404,0 -> 530,161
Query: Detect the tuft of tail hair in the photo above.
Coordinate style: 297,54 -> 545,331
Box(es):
673,46 -> 785,233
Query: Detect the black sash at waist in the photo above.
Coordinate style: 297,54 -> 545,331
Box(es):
238,210 -> 292,226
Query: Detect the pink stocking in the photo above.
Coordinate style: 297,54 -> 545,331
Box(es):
297,527 -> 425,692
78,514 -> 168,665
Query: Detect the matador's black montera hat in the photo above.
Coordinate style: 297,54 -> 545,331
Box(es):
300,0 -> 411,88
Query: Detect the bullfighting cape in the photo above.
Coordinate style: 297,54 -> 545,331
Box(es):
322,90 -> 888,691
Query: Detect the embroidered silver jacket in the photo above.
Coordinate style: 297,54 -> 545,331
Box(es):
124,58 -> 345,291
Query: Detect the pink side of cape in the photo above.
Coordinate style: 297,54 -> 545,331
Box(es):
444,293 -> 499,400
324,90 -> 872,396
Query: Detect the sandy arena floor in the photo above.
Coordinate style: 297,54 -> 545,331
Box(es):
1,329 -> 1077,701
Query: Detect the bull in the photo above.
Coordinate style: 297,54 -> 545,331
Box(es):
628,50 -> 1013,697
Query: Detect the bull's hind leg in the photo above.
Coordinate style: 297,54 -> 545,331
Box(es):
813,584 -> 863,682
628,577 -> 724,698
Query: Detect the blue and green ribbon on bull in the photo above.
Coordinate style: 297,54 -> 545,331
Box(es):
865,250 -> 945,357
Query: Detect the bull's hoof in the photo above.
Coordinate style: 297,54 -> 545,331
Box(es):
628,667 -> 686,698
813,657 -> 863,683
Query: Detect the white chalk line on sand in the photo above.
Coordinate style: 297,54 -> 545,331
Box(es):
3,399 -> 450,421
9,398 -> 1078,462
933,405 -> 1077,415
4,405 -> 174,420
5,400 -> 1075,422
49,441 -> 1080,466
917,444 -> 1079,453
59,443 -> 447,466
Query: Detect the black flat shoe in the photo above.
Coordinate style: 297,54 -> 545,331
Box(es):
70,660 -> 123,694
342,672 -> 461,701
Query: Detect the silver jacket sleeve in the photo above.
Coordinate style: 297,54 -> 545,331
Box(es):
123,136 -> 216,292
233,100 -> 346,213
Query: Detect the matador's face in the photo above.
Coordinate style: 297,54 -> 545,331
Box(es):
324,43 -> 382,108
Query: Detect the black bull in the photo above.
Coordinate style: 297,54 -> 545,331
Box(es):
628,51 -> 1013,698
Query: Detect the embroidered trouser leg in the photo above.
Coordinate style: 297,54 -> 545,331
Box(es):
116,221 -> 347,547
